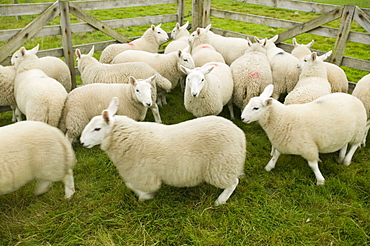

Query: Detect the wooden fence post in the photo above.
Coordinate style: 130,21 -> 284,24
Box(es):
177,0 -> 184,25
331,5 -> 355,66
202,0 -> 211,27
59,1 -> 76,89
192,0 -> 202,30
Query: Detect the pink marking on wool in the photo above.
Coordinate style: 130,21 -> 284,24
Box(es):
248,71 -> 261,79
208,63 -> 220,67
200,45 -> 210,49
127,43 -> 134,46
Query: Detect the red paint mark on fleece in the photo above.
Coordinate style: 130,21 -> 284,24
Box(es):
248,71 -> 260,79
208,63 -> 220,67
127,43 -> 134,46
200,45 -> 210,49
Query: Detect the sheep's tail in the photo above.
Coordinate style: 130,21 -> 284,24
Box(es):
154,73 -> 172,91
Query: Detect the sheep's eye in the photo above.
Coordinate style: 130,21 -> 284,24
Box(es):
253,107 -> 259,111
184,59 -> 188,62
304,59 -> 307,62
201,79 -> 205,82
94,128 -> 101,131
136,89 -> 140,93
14,55 -> 18,58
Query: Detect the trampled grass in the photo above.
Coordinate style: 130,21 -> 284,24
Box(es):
0,0 -> 370,245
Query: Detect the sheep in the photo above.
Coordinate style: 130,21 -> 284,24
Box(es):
59,75 -> 160,143
164,21 -> 190,54
99,24 -> 169,64
284,51 -> 332,105
291,38 -> 315,59
230,38 -> 272,110
11,44 -> 72,92
76,47 -> 172,109
180,62 -> 234,118
80,97 -> 246,206
241,84 -> 367,185
290,39 -> 348,93
111,49 -> 195,105
13,47 -> 68,127
352,73 -> 370,143
188,24 -> 249,65
0,65 -> 17,121
256,35 -> 301,100
191,43 -> 225,67
0,121 -> 75,199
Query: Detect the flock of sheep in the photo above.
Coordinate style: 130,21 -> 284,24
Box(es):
0,21 -> 369,206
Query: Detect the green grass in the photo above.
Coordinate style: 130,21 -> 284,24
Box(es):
1,0 -> 370,245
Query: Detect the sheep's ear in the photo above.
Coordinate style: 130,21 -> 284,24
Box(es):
260,84 -> 274,98
270,35 -> 278,43
310,52 -> 317,62
180,65 -> 191,75
182,45 -> 190,53
262,38 -> 267,47
106,97 -> 119,118
263,98 -> 273,107
177,49 -> 183,57
307,40 -> 315,48
128,76 -> 136,86
157,23 -> 162,28
319,50 -> 332,61
205,24 -> 211,32
151,25 -> 155,31
75,49 -> 82,59
30,44 -> 39,54
175,22 -> 180,29
196,28 -> 201,35
149,74 -> 157,83
247,38 -> 252,47
254,36 -> 261,43
87,46 -> 94,56
182,21 -> 189,29
202,65 -> 214,75
292,38 -> 298,47
20,47 -> 27,56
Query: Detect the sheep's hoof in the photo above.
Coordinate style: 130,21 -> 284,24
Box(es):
138,193 -> 154,201
264,165 -> 273,172
214,199 -> 226,206
316,180 -> 325,185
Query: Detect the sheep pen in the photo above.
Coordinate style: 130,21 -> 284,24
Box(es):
0,0 -> 370,245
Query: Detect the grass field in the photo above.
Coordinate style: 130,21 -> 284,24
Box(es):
0,0 -> 370,245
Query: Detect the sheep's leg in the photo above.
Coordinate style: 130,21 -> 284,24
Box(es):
307,160 -> 325,185
63,170 -> 75,199
227,100 -> 235,119
34,180 -> 52,196
10,105 -> 17,122
214,178 -> 239,206
14,107 -> 22,122
126,182 -> 155,201
265,148 -> 281,171
338,143 -> 348,164
342,143 -> 360,166
150,104 -> 162,123
179,77 -> 185,92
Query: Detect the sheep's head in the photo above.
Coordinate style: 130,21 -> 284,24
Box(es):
177,49 -> 195,70
297,50 -> 332,70
241,84 -> 274,124
129,75 -> 155,108
152,24 -> 169,45
180,64 -> 214,98
171,21 -> 189,39
11,44 -> 39,67
188,24 -> 211,48
80,97 -> 118,148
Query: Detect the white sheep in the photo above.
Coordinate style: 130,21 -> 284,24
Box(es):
291,38 -> 315,59
284,51 -> 332,105
99,24 -> 169,64
164,21 -> 190,54
111,49 -> 195,105
0,121 -> 75,199
13,47 -> 68,127
256,35 -> 301,99
188,24 -> 249,65
0,65 -> 17,121
191,43 -> 225,67
180,62 -> 234,118
80,97 -> 246,206
11,44 -> 72,92
290,39 -> 348,93
241,84 -> 367,185
59,75 -> 160,143
230,38 -> 272,110
352,73 -> 370,143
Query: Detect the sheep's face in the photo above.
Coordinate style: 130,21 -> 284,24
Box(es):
153,25 -> 169,45
241,97 -> 272,124
134,80 -> 153,108
80,114 -> 112,148
186,71 -> 205,98
178,50 -> 195,70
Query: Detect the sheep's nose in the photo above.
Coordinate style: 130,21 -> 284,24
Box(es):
146,103 -> 152,107
192,93 -> 198,97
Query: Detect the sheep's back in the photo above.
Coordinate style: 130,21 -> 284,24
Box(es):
0,66 -> 16,106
